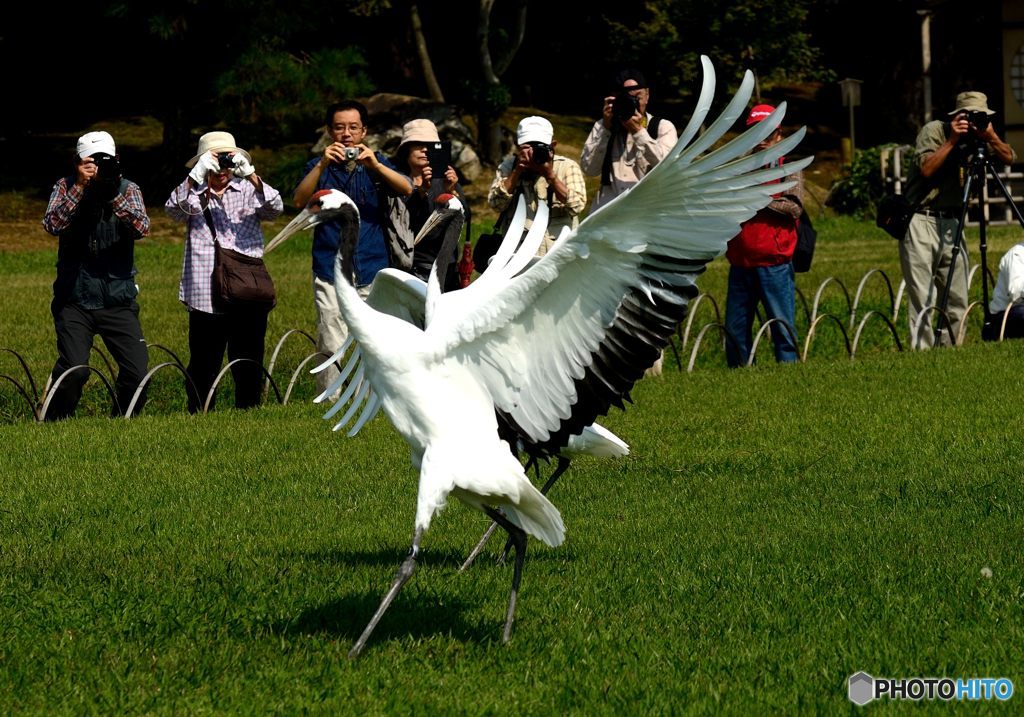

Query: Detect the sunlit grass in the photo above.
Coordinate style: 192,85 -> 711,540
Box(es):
1,215 -> 1022,712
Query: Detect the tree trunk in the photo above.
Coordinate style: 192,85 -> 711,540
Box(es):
475,0 -> 528,165
410,2 -> 444,102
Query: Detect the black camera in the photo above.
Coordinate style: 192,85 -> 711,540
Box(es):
612,92 -> 641,124
526,141 -> 551,166
217,151 -> 234,170
88,153 -> 122,201
426,141 -> 452,175
962,110 -> 991,132
92,153 -> 121,180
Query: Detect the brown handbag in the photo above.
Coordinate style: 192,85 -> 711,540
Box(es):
212,241 -> 277,310
203,205 -> 276,310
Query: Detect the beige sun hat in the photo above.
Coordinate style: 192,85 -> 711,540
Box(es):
185,131 -> 252,168
947,91 -> 995,116
398,119 -> 441,150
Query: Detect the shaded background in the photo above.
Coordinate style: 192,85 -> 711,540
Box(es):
0,0 -> 1009,199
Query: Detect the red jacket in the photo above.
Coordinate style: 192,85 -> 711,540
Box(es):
726,155 -> 800,268
725,207 -> 798,268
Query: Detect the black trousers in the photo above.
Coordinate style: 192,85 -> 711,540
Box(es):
47,301 -> 149,420
983,306 -> 1024,342
186,308 -> 268,413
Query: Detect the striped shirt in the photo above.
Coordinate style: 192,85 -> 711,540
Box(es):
165,177 -> 283,313
43,177 -> 149,238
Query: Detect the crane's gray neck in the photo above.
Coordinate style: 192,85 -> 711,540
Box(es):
335,206 -> 360,286
434,211 -> 465,292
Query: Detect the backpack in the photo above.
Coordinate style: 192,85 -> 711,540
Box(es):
793,205 -> 817,273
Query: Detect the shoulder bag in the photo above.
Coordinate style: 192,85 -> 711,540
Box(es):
473,185 -> 523,270
203,205 -> 276,310
876,193 -> 916,241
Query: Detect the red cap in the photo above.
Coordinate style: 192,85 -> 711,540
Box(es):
746,104 -> 776,126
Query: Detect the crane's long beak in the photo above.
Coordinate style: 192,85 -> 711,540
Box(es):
412,209 -> 449,247
265,206 -> 322,254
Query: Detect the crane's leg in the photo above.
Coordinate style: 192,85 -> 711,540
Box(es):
459,520 -> 500,572
460,455 -> 567,571
483,507 -> 527,644
348,528 -> 423,659
495,456 -> 570,565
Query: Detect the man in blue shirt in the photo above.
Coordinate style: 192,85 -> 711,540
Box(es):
293,100 -> 411,396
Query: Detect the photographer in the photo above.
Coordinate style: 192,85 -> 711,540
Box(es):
580,69 -> 678,212
42,131 -> 150,420
984,239 -> 1024,341
487,115 -> 586,257
901,91 -> 1015,349
724,105 -> 804,368
393,119 -> 462,288
293,100 -> 412,397
165,131 -> 283,413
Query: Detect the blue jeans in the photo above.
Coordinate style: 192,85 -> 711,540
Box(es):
725,263 -> 798,367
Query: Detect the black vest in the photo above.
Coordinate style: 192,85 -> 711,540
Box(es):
54,178 -> 140,309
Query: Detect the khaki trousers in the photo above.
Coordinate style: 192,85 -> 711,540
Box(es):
899,213 -> 970,349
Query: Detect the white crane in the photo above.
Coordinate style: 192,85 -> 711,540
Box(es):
277,190 -> 633,568
267,57 -> 811,658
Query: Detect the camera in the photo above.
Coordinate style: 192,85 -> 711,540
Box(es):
959,110 -> 991,132
526,141 -> 551,166
955,110 -> 993,160
612,92 -> 641,124
216,152 -> 234,170
426,141 -> 452,175
92,153 -> 121,182
340,147 -> 361,161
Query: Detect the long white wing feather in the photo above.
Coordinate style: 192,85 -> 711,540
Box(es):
421,56 -> 812,448
316,269 -> 428,433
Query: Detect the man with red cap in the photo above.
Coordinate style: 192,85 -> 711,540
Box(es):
723,104 -> 804,368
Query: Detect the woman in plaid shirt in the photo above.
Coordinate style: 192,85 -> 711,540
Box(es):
165,131 -> 283,413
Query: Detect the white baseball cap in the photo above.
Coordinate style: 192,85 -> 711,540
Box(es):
77,131 -> 116,158
516,116 -> 553,145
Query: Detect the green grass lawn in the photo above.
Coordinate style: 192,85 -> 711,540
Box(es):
1,213 -> 1022,713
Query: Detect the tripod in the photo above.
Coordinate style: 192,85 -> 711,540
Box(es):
934,141 -> 1024,345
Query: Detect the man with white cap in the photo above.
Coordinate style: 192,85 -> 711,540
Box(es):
901,90 -> 1015,349
42,130 -> 150,420
487,115 -> 586,257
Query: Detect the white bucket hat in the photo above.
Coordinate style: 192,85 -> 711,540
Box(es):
77,131 -> 116,158
398,119 -> 441,150
186,131 -> 251,168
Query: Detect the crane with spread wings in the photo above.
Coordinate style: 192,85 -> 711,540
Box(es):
266,56 -> 811,658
